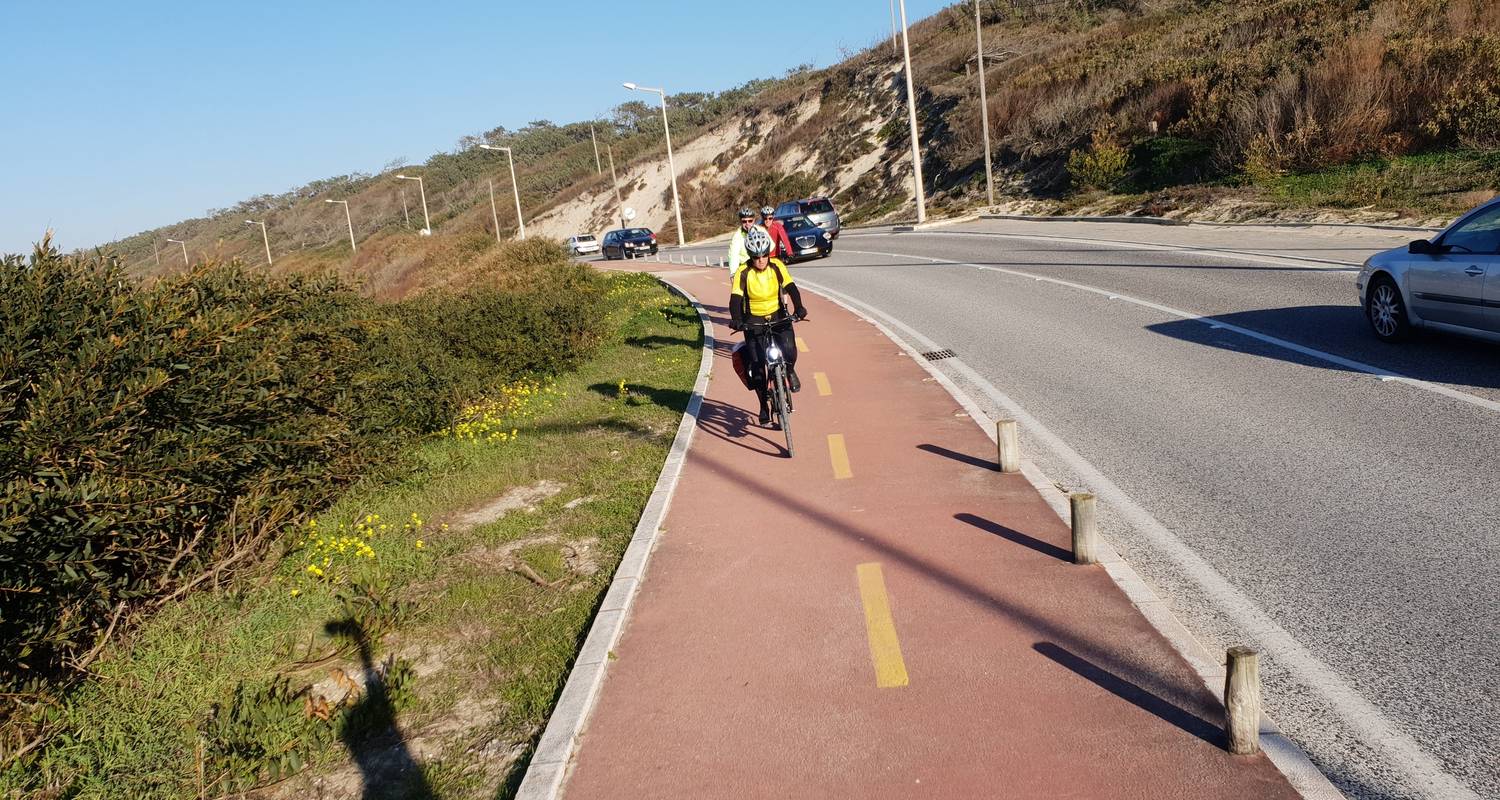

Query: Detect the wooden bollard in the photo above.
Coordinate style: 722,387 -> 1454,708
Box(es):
996,419 -> 1020,474
1069,493 -> 1099,564
1224,647 -> 1261,754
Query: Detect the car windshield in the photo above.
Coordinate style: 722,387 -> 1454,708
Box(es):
786,216 -> 816,231
577,235 -> 596,242
624,228 -> 652,237
802,199 -> 834,214
1443,203 -> 1500,254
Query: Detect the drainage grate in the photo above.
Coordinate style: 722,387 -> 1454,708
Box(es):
921,348 -> 957,361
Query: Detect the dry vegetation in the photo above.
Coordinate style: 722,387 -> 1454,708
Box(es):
73,0 -> 1500,277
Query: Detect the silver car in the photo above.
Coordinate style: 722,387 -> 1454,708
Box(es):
774,197 -> 840,239
1357,196 -> 1500,343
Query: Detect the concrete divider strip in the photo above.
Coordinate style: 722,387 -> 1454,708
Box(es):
514,275 -> 715,800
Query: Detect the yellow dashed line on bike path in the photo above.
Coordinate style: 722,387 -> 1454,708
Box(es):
814,372 -> 832,396
827,434 -> 852,480
796,336 -> 810,353
856,563 -> 909,688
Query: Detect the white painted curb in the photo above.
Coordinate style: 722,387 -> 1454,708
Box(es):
797,277 -> 1346,800
513,276 -> 714,800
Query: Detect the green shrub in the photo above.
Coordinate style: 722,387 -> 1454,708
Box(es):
1131,136 -> 1215,189
0,238 -> 606,698
1067,126 -> 1130,192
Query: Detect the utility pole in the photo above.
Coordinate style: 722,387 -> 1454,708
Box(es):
399,188 -> 411,228
607,143 -> 627,228
975,0 -> 995,206
590,124 -> 602,174
897,0 -> 927,223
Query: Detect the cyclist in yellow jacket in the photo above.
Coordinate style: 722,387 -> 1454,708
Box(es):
729,227 -> 808,425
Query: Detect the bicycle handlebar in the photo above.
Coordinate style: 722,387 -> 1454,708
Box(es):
738,316 -> 806,334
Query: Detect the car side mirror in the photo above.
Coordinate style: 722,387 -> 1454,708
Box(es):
1408,239 -> 1441,255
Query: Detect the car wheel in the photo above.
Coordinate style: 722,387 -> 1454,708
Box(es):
1366,276 -> 1411,342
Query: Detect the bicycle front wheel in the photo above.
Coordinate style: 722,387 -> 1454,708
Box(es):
773,365 -> 793,457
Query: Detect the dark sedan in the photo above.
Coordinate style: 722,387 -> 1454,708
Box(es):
601,227 -> 658,260
781,215 -> 832,261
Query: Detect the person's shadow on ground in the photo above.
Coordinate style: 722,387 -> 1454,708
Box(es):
324,618 -> 434,800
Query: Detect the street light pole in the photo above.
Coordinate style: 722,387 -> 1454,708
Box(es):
974,0 -> 995,206
590,124 -> 602,174
166,238 -> 188,266
607,143 -> 627,228
325,199 -> 356,252
896,0 -> 927,224
480,144 -> 526,240
244,220 -> 272,265
395,175 -> 431,234
624,82 -> 685,246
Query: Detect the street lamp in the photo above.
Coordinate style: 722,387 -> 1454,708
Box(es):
395,174 -> 432,235
479,144 -> 526,240
895,0 -> 928,223
244,220 -> 272,266
165,238 -> 188,267
974,0 -> 995,206
325,199 -> 356,252
623,81 -> 685,247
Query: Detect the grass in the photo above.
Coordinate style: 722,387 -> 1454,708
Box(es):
1253,150 -> 1500,217
2,271 -> 700,800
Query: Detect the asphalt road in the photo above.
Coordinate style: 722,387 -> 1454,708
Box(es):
654,220 -> 1499,800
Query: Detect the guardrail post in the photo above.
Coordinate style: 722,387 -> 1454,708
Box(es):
1225,647 -> 1262,755
1069,493 -> 1098,565
996,419 -> 1020,473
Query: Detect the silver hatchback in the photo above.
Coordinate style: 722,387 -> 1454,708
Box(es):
1357,196 -> 1500,343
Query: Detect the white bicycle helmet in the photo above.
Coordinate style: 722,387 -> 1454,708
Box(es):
745,226 -> 774,257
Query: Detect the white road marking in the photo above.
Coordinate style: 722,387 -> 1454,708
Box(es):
837,246 -> 1500,416
797,274 -> 1480,799
843,228 -> 1367,270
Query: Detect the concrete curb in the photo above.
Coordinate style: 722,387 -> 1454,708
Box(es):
797,277 -> 1345,800
513,275 -> 715,800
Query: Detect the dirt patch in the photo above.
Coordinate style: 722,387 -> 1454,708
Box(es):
452,480 -> 565,531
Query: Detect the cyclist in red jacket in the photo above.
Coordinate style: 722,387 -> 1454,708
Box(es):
760,206 -> 793,261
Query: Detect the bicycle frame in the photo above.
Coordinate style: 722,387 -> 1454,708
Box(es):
739,317 -> 797,455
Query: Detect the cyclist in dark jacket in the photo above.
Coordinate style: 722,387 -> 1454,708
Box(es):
760,205 -> 793,261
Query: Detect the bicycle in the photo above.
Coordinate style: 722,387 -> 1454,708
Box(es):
740,317 -> 801,457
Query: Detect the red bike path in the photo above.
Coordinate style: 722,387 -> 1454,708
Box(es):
560,263 -> 1300,798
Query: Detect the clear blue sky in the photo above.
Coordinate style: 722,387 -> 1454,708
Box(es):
0,0 -> 953,254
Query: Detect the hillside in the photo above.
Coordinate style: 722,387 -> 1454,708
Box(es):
92,0 -> 1500,287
